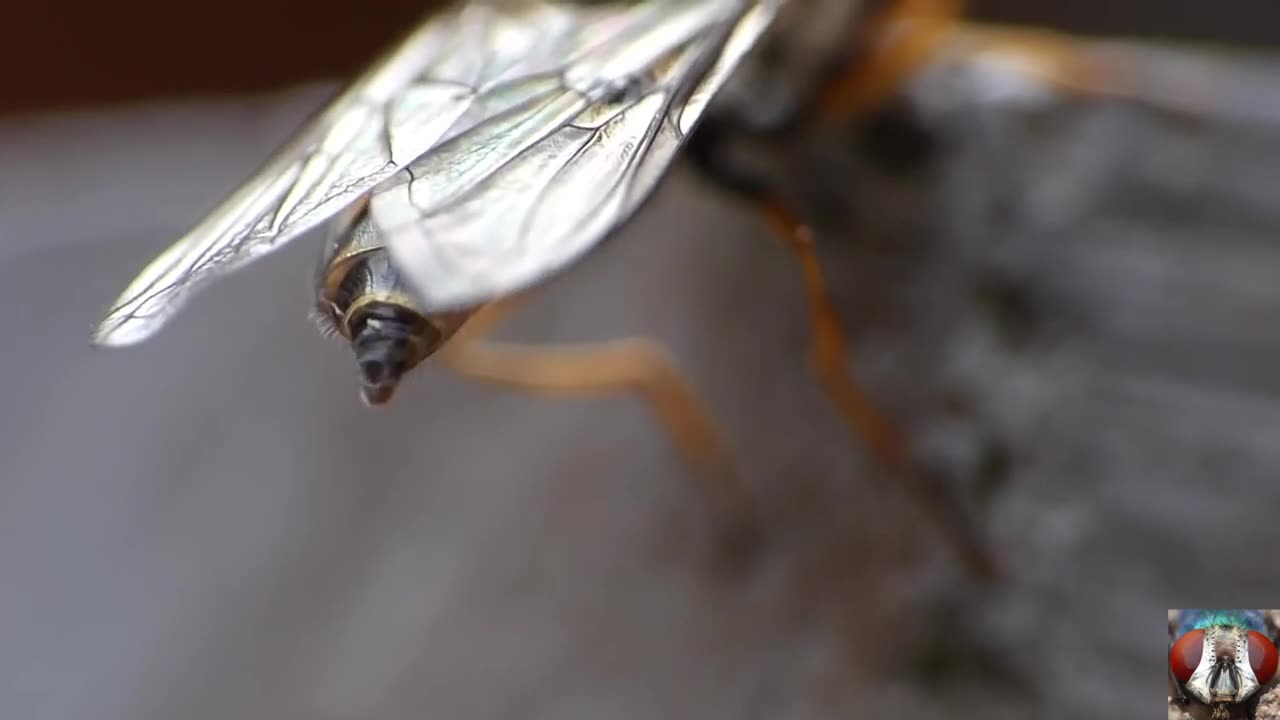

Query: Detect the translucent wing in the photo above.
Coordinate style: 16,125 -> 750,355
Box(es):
94,0 -> 767,346
372,0 -> 779,310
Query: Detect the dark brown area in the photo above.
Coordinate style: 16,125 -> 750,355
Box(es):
4,1 -> 1279,115
3,1 -> 441,114
975,0 -> 1280,47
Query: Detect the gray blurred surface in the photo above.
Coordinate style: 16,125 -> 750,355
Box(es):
4,40 -> 1280,720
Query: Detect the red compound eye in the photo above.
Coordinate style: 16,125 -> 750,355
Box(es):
1249,631 -> 1278,684
1171,629 -> 1205,682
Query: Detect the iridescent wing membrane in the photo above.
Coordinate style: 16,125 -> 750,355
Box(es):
94,0 -> 780,346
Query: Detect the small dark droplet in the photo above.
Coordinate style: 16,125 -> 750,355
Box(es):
361,360 -> 385,384
974,273 -> 1040,348
852,97 -> 939,177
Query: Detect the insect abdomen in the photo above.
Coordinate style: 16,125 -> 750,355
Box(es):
315,212 -> 445,405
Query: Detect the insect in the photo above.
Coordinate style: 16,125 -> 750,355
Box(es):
1171,610 -> 1280,720
92,0 -> 1110,576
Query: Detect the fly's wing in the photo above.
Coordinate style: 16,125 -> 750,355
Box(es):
94,0 -> 686,346
371,0 -> 779,310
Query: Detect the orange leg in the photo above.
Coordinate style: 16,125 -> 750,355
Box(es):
816,0 -> 966,121
688,88 -> 1001,579
759,202 -> 1001,581
759,202 -> 911,471
439,299 -> 757,552
943,22 -> 1132,97
817,0 -> 1129,123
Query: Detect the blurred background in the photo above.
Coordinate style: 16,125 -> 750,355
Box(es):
4,2 -> 1280,720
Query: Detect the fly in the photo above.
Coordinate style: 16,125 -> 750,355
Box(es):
95,0 -> 779,405
91,0 -> 1120,575
1171,610 -> 1280,720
